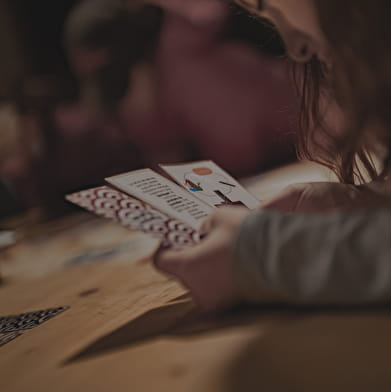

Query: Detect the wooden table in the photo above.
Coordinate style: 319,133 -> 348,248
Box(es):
1,162 -> 391,392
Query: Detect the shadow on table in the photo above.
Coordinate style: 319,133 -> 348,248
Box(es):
65,293 -> 391,370
64,297 -> 296,364
222,312 -> 391,392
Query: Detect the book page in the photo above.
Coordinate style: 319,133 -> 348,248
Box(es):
159,161 -> 260,209
66,186 -> 201,249
106,169 -> 214,232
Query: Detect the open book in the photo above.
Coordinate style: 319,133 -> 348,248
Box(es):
67,161 -> 260,249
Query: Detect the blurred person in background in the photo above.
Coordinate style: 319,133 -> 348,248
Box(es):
1,0 -> 163,215
149,0 -> 297,175
63,0 -> 298,174
1,0 -> 299,216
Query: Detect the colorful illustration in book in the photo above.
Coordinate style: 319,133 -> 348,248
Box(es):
184,167 -> 244,207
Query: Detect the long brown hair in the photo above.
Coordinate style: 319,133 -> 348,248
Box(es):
299,0 -> 391,184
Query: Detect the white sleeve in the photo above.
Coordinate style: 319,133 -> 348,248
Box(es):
234,208 -> 391,304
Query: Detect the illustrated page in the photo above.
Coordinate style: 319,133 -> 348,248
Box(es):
160,161 -> 260,209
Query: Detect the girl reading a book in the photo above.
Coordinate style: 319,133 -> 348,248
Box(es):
155,0 -> 391,310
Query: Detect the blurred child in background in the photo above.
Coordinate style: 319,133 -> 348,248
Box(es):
1,0 -> 299,215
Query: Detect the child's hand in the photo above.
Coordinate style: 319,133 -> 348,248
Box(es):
154,207 -> 250,311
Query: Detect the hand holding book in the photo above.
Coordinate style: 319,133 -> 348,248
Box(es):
67,160 -> 260,249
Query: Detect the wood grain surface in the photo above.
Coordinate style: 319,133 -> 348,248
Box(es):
1,162 -> 390,392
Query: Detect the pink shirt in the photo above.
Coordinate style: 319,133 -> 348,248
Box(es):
154,1 -> 298,176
